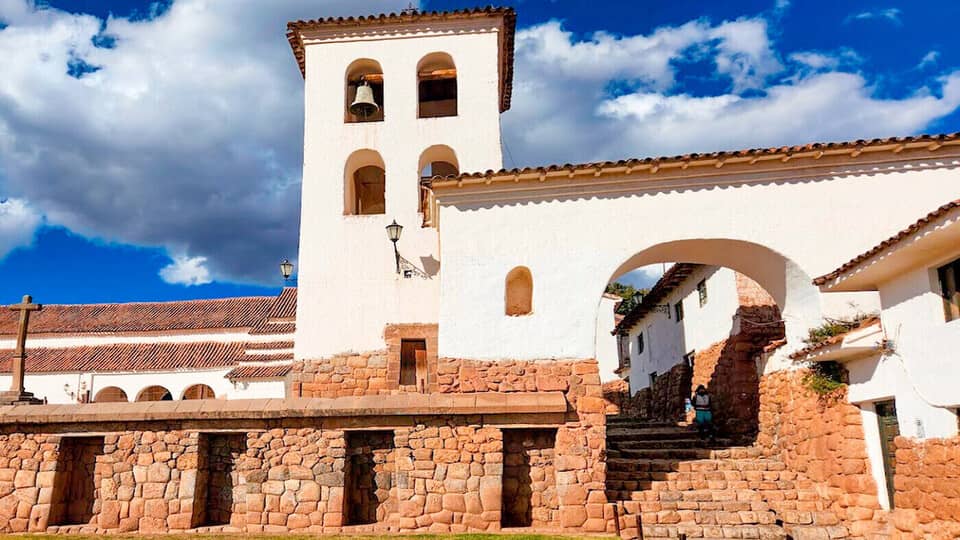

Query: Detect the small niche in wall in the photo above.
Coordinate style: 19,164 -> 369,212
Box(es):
501,428 -> 558,527
50,436 -> 105,526
344,431 -> 396,525
193,433 -> 246,527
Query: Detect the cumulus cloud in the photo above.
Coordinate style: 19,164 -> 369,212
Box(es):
0,0 -> 406,284
0,198 -> 40,258
503,17 -> 960,167
159,254 -> 213,286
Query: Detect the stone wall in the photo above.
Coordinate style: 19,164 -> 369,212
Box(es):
889,435 -> 960,537
501,429 -> 558,528
757,370 -> 884,538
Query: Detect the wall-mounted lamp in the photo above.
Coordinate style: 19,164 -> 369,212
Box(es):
280,259 -> 294,281
386,220 -> 403,274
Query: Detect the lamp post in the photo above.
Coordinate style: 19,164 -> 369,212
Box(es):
386,220 -> 403,274
280,259 -> 294,282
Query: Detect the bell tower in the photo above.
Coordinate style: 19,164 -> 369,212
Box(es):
287,8 -> 516,358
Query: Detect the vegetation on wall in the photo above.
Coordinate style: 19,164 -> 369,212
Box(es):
803,313 -> 877,346
804,360 -> 848,395
605,282 -> 649,315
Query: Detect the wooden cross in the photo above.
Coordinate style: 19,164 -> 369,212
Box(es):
7,295 -> 42,397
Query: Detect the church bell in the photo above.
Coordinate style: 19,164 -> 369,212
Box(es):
350,80 -> 379,118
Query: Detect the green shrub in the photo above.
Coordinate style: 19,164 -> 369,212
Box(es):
804,361 -> 847,395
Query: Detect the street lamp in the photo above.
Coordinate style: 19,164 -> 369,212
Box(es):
386,220 -> 403,274
280,259 -> 294,281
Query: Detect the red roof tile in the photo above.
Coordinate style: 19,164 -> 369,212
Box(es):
0,342 -> 243,374
286,7 -> 516,112
225,363 -> 292,380
435,132 -> 960,188
0,296 -> 274,336
813,200 -> 960,286
245,341 -> 295,351
267,287 -> 297,319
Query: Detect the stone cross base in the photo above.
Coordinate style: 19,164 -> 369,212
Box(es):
0,391 -> 43,405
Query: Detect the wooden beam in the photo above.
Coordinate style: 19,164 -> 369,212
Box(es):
352,69 -> 457,85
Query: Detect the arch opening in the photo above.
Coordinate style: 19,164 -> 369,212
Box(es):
418,145 -> 459,222
182,384 -> 216,400
597,239 -> 826,441
344,149 -> 386,216
136,385 -> 173,402
505,266 -> 534,316
417,52 -> 457,118
345,58 -> 384,123
93,386 -> 128,403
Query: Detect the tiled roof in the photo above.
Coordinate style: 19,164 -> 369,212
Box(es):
245,341 -> 295,351
225,364 -> 292,380
435,132 -> 960,189
612,263 -> 700,334
250,321 -> 296,335
813,200 -> 960,286
0,342 -> 243,374
789,317 -> 881,359
267,287 -> 297,319
0,296 -> 274,336
286,7 -> 517,112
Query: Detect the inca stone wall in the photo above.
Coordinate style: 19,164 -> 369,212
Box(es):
888,435 -> 960,537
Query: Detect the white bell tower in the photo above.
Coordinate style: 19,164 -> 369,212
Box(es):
287,8 -> 516,358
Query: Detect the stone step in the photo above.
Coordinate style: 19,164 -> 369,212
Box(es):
607,427 -> 700,441
615,522 -> 788,539
608,447 -> 765,460
610,437 -> 733,449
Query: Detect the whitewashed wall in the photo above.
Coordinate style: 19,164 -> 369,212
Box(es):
295,18 -> 506,359
436,155 -> 960,365
624,267 -> 743,394
595,295 -> 619,382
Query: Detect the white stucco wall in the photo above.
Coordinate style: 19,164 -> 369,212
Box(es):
595,295 -> 619,382
624,267 -> 744,394
295,19 -> 506,359
436,155 -> 960,364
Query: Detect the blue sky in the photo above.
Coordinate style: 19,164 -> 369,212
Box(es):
1,0 -> 959,302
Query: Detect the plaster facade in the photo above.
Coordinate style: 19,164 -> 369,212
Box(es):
594,295 -> 619,382
294,16 -> 507,359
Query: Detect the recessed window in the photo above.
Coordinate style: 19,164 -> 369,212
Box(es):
417,52 -> 457,118
697,279 -> 708,307
636,332 -> 644,354
938,257 -> 960,321
344,149 -> 386,216
400,339 -> 426,388
683,351 -> 695,370
649,371 -> 658,386
674,301 -> 684,322
505,266 -> 533,316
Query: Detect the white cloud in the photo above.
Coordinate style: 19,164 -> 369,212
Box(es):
615,265 -> 667,290
159,254 -> 212,286
504,18 -> 960,167
0,198 -> 40,257
847,8 -> 902,25
0,0 -> 406,283
919,50 -> 940,69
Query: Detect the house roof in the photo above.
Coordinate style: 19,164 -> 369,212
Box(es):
789,317 -> 882,360
0,296 -> 276,336
0,342 -> 244,374
434,132 -> 960,190
225,363 -> 293,380
286,6 -> 517,112
612,263 -> 700,335
813,200 -> 960,286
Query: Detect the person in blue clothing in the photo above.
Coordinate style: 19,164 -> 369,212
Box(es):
691,385 -> 715,442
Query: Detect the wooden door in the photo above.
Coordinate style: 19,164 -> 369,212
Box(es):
875,400 -> 900,508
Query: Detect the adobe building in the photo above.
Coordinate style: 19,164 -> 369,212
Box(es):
0,5 -> 958,538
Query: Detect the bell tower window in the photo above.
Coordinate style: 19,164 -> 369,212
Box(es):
344,149 -> 386,215
417,52 -> 457,118
418,145 -> 459,224
345,59 -> 384,123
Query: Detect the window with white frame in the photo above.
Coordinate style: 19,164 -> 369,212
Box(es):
938,256 -> 960,322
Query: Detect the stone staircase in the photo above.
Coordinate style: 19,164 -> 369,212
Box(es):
606,417 -> 848,540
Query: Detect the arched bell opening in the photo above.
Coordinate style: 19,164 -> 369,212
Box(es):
418,145 -> 459,222
345,58 -> 384,123
344,149 -> 387,216
417,52 -> 457,118
182,384 -> 216,400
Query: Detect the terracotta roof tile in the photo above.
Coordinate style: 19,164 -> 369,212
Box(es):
0,342 -> 243,374
286,7 -> 516,112
267,287 -> 297,319
250,321 -> 296,335
0,296 -> 274,336
245,341 -> 294,351
225,364 -> 292,380
813,200 -> 960,286
613,263 -> 700,334
435,132 -> 960,188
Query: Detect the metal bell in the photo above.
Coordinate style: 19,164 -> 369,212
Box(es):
350,81 -> 379,118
